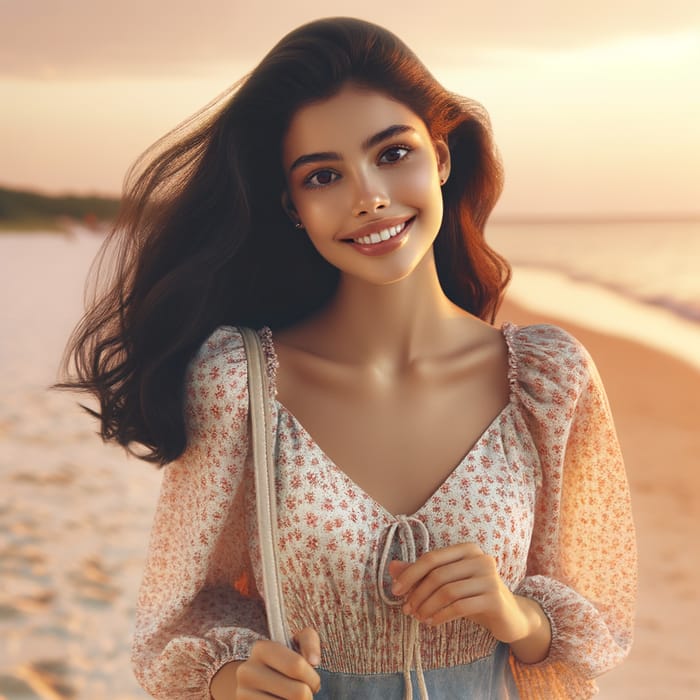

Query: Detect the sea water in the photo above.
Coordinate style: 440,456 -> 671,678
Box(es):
488,219 -> 700,322
488,219 -> 700,370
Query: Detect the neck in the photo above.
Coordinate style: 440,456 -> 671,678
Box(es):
317,253 -> 468,368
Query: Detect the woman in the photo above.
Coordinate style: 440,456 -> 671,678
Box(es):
61,17 -> 636,699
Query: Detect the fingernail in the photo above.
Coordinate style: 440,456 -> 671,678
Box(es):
309,653 -> 320,667
392,582 -> 404,595
402,602 -> 412,615
423,617 -> 433,626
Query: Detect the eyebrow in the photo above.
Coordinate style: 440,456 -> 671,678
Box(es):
288,124 -> 417,173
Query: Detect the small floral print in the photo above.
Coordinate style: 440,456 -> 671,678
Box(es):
132,324 -> 636,700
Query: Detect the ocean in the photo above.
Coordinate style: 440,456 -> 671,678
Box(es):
488,219 -> 700,370
0,222 -> 698,698
489,219 -> 700,323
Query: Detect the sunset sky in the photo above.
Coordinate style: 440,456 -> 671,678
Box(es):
1,0 -> 698,216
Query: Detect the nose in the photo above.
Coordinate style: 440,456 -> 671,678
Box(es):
351,172 -> 390,217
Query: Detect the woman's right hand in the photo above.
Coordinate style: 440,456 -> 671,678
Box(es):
212,627 -> 321,699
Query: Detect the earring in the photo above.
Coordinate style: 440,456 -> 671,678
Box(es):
294,222 -> 304,230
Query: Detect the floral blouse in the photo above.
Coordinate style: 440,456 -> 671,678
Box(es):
131,323 -> 637,700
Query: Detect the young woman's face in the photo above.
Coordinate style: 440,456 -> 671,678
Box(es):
282,84 -> 450,286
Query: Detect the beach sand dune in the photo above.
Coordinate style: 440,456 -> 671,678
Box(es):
1,232 -> 697,698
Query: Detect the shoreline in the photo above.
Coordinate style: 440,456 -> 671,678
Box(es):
503,266 -> 700,372
497,297 -> 700,698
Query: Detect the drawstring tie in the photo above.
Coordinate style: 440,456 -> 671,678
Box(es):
377,515 -> 430,700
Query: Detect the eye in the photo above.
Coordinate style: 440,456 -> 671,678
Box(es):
303,169 -> 340,189
379,146 -> 411,164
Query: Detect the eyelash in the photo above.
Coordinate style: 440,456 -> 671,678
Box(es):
378,144 -> 412,164
302,144 -> 413,189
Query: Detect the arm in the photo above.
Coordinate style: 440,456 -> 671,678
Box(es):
389,544 -> 552,664
509,595 -> 551,664
511,334 -> 637,696
131,330 -> 269,698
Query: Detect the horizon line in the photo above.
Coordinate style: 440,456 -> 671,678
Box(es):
2,182 -> 699,225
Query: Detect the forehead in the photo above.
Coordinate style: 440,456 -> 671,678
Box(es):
282,85 -> 429,163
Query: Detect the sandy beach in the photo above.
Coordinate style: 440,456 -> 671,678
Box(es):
1,231 -> 698,698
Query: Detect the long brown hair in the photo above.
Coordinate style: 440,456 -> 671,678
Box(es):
59,17 -> 510,464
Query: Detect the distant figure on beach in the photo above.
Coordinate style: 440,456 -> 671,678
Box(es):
60,17 -> 637,700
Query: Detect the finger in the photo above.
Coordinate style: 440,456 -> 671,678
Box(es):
293,627 -> 322,668
411,574 -> 494,622
388,560 -> 410,592
388,560 -> 411,580
237,656 -> 316,699
402,558 -> 482,615
391,543 -> 483,596
420,587 -> 493,627
249,639 -> 320,692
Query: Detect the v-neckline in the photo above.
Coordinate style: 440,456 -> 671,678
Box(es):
276,401 -> 514,520
262,323 -> 518,520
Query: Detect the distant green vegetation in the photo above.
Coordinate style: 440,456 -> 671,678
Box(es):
0,185 -> 121,231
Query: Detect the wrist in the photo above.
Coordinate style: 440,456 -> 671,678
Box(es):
210,660 -> 243,700
508,595 -> 551,665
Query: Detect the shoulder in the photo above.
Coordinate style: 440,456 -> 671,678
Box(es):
184,326 -> 277,424
186,326 -> 247,392
187,325 -> 277,384
503,322 -> 590,366
182,327 -> 247,430
503,322 -> 594,406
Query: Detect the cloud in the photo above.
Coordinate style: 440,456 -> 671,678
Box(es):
1,0 -> 699,79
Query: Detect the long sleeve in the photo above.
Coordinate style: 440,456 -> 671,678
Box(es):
131,328 -> 270,698
505,324 -> 637,699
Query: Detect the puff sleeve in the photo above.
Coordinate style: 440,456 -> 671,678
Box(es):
131,327 -> 270,698
505,324 -> 637,699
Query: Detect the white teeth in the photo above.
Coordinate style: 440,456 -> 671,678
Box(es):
353,221 -> 407,246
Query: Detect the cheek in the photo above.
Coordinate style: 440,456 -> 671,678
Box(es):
399,178 -> 443,229
294,185 -> 343,218
393,160 -> 441,202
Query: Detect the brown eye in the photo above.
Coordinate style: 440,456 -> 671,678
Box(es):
379,146 -> 410,164
305,169 -> 339,188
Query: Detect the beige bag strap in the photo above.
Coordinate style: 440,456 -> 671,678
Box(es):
240,327 -> 291,647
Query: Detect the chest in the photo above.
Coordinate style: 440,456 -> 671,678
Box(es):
274,352 -> 510,516
273,405 -> 536,588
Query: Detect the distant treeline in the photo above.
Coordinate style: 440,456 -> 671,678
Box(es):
0,185 -> 121,231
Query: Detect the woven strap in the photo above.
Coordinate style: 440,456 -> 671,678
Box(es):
240,327 -> 291,647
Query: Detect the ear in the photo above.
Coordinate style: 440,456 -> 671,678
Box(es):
281,190 -> 298,221
433,139 -> 451,185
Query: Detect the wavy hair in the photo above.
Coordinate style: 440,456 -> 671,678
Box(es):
59,17 -> 510,464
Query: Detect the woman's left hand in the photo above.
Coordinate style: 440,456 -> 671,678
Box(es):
388,543 -> 541,647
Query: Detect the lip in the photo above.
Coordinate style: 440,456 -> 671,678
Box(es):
339,215 -> 414,243
345,216 -> 414,257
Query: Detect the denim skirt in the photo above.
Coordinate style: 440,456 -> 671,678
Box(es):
313,643 -> 519,699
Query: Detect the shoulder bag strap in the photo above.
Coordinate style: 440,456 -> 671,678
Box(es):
240,327 -> 291,647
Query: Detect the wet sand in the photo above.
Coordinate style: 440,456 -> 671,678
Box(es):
0,231 -> 158,699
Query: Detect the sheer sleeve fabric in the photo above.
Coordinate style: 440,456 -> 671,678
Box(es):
131,327 -> 270,699
505,324 -> 637,699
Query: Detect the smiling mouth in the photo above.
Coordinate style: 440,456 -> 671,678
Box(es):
350,219 -> 412,246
